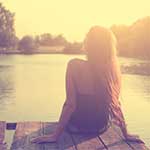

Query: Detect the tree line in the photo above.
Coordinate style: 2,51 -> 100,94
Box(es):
111,17 -> 150,59
0,2 -> 150,58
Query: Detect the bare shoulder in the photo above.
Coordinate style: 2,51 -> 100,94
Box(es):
67,58 -> 87,69
67,58 -> 95,94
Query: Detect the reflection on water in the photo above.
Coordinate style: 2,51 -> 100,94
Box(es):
121,74 -> 150,147
0,54 -> 150,147
119,57 -> 150,75
0,65 -> 15,110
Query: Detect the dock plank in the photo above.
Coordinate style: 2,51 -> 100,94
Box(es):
112,125 -> 149,150
0,121 -> 6,143
99,126 -> 132,150
10,122 -> 149,150
11,122 -> 44,150
71,133 -> 105,150
129,143 -> 149,150
0,121 -> 6,150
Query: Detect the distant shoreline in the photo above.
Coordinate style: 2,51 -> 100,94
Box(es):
0,51 -> 62,55
0,50 -> 149,60
0,49 -> 84,55
0,51 -> 84,55
0,52 -> 150,76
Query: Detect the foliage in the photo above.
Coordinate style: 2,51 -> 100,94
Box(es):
111,16 -> 150,59
18,36 -> 37,53
1,2 -> 149,57
36,33 -> 68,46
0,3 -> 17,48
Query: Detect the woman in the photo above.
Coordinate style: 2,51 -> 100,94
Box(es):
31,26 -> 144,143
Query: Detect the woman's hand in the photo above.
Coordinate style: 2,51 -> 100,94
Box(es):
124,133 -> 144,144
30,124 -> 64,144
30,133 -> 58,144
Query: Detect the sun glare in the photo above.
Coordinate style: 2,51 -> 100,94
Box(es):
2,0 -> 150,41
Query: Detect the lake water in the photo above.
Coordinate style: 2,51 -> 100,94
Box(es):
0,54 -> 150,147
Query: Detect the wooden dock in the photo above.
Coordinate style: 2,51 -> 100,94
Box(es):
0,121 -> 7,150
0,121 -> 149,150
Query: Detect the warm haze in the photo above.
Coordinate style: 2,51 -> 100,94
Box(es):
2,0 -> 150,41
0,0 -> 150,149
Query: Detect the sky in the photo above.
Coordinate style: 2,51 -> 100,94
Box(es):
1,0 -> 150,41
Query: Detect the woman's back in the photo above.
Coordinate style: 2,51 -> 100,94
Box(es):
67,58 -> 109,133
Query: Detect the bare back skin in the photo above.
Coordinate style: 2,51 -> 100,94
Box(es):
70,58 -> 96,95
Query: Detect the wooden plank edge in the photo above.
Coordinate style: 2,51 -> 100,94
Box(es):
6,122 -> 58,130
0,121 -> 6,143
111,124 -> 149,150
0,121 -> 7,150
97,136 -> 108,150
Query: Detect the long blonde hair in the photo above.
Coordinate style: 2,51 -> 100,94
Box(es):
83,26 -> 126,129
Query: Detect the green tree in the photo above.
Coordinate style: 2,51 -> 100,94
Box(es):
0,3 -> 17,49
37,33 -> 68,46
111,17 -> 150,59
130,17 -> 150,58
39,33 -> 53,46
111,24 -> 131,56
18,36 -> 36,54
53,34 -> 68,46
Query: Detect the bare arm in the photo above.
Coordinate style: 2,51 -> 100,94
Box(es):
54,61 -> 77,137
